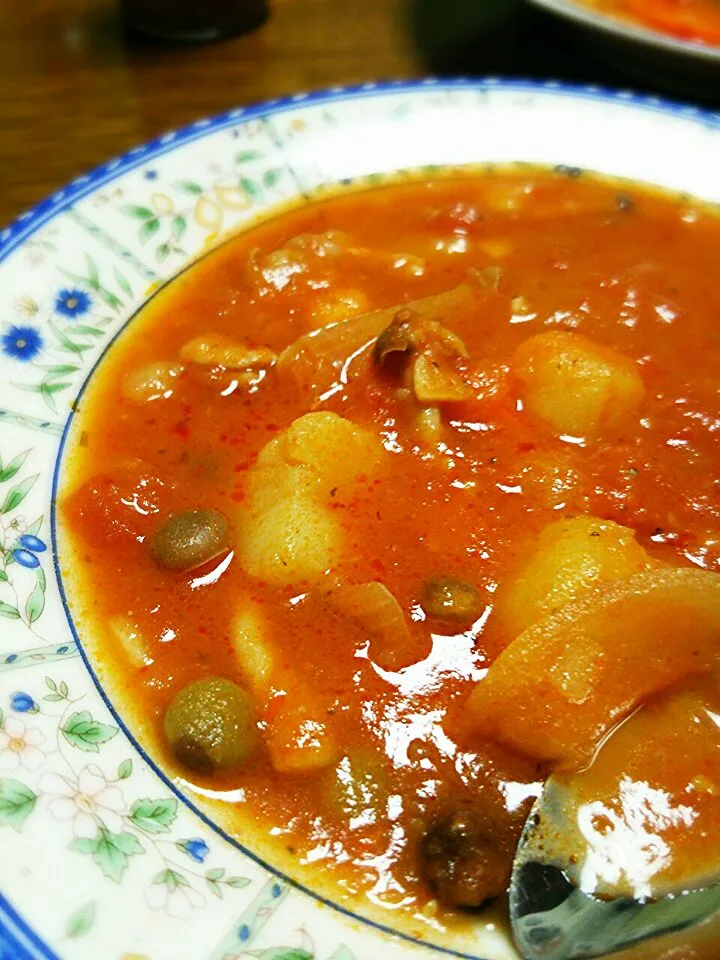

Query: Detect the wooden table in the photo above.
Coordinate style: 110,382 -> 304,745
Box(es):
0,0 -> 715,228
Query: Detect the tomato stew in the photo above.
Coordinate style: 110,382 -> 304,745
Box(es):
60,170 -> 720,947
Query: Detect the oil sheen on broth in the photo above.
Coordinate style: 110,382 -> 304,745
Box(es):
60,170 -> 720,952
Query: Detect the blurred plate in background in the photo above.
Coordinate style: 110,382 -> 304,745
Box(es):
527,0 -> 720,96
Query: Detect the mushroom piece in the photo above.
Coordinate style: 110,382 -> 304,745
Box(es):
373,308 -> 472,403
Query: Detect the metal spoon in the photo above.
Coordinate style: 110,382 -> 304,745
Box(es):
509,777 -> 720,960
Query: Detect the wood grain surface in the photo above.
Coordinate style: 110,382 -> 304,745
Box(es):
0,0 -> 716,228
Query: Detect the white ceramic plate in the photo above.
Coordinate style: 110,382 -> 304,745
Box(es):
1,79 -> 720,960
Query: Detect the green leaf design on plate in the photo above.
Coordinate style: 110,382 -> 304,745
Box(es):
129,796 -> 178,833
71,325 -> 105,338
85,254 -> 100,289
206,877 -> 223,898
39,364 -> 80,378
153,868 -> 189,892
44,678 -> 69,702
140,218 -> 160,244
156,243 -> 171,263
41,382 -> 66,411
0,779 -> 37,830
236,150 -> 263,164
66,901 -> 96,939
1,474 -> 37,514
225,875 -> 250,888
117,759 -> 133,780
239,177 -> 262,202
25,568 -> 46,624
0,571 -> 8,583
95,287 -> 123,312
263,169 -> 282,189
170,215 -> 186,241
25,516 -> 43,537
113,266 -> 133,298
71,827 -> 143,882
61,710 -> 118,752
0,451 -> 30,484
49,321 -> 92,357
175,181 -> 203,195
257,950 -> 313,960
123,205 -> 154,220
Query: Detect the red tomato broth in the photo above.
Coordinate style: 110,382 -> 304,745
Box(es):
60,170 -> 720,945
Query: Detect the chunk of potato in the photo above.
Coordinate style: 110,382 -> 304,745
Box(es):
231,599 -> 339,774
179,333 -> 276,370
310,288 -> 369,326
240,486 -> 341,585
497,517 -> 652,638
518,452 -> 583,511
265,691 -> 340,775
284,412 -> 381,496
231,603 -> 275,697
513,331 -> 644,438
239,413 -> 383,585
122,361 -> 184,403
467,567 -> 720,769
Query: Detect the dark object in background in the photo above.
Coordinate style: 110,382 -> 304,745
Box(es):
121,0 -> 268,42
408,0 -> 720,106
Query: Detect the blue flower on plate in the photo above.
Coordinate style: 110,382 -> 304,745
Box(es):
55,287 -> 91,318
18,535 -> 46,553
1,325 -> 43,362
12,549 -> 40,569
182,838 -> 209,863
10,692 -> 36,713
144,169 -> 158,180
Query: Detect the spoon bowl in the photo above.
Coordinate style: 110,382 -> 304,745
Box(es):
510,778 -> 720,960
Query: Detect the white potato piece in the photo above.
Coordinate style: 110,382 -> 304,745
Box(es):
497,516 -> 652,638
231,603 -> 275,697
284,412 -> 382,495
109,616 -> 153,667
179,333 -> 276,371
513,331 -> 644,438
241,490 -> 340,585
266,694 -> 341,775
310,289 -> 370,326
239,412 -> 383,586
231,599 -> 339,775
121,361 -> 184,403
468,567 -> 720,768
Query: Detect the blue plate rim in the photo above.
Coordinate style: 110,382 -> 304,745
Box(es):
2,75 -> 720,262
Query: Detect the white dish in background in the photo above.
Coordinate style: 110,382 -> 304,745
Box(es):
1,79 -> 720,960
527,0 -> 720,96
